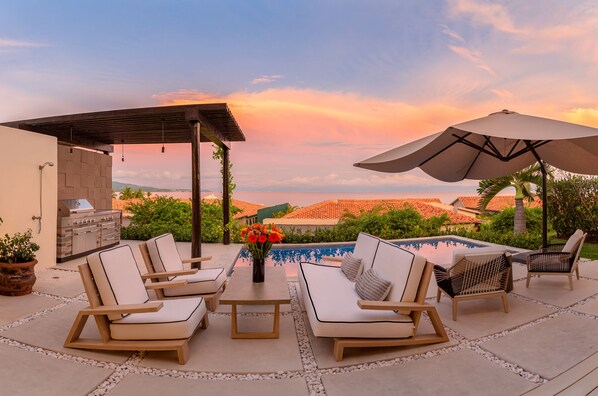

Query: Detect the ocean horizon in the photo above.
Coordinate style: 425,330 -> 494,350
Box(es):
152,189 -> 482,207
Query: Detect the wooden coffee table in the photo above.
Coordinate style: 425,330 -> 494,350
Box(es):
220,266 -> 291,339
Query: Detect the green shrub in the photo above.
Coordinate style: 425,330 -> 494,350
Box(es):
121,196 -> 241,242
488,207 -> 545,234
548,175 -> 598,241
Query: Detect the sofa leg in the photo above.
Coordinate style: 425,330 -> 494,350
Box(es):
177,341 -> 190,364
436,289 -> 442,302
333,339 -> 345,361
526,273 -> 531,288
568,275 -> 574,291
201,314 -> 209,329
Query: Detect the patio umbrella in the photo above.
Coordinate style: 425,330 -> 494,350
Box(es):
354,109 -> 598,245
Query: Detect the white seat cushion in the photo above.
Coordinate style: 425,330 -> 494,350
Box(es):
146,234 -> 184,279
299,262 -> 414,338
354,232 -> 381,272
452,246 -> 506,265
563,230 -> 584,253
110,297 -> 206,340
87,246 -> 149,321
370,241 -> 427,313
164,268 -> 227,297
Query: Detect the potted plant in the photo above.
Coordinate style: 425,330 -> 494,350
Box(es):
240,223 -> 284,282
0,218 -> 40,296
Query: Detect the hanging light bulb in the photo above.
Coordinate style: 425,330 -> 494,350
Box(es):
161,118 -> 166,153
121,140 -> 125,162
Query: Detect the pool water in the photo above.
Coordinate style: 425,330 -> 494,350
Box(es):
233,237 -> 486,277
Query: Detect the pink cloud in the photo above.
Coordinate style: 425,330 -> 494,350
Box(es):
251,75 -> 284,85
448,45 -> 496,76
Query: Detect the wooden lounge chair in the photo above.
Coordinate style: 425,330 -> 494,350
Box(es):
434,251 -> 512,321
64,245 -> 209,364
139,233 -> 227,311
526,229 -> 587,290
300,239 -> 448,361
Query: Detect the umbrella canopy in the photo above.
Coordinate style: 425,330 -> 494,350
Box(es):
354,110 -> 598,246
355,110 -> 598,182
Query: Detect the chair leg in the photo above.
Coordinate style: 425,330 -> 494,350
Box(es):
452,300 -> 458,321
201,314 -> 209,329
501,293 -> 509,314
436,289 -> 442,302
576,268 -> 580,280
526,272 -> 531,288
568,275 -> 574,291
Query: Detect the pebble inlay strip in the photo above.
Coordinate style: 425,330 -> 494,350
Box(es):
0,270 -> 596,395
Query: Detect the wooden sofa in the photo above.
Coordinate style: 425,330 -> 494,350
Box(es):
299,237 -> 448,361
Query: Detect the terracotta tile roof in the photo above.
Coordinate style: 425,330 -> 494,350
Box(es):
283,199 -> 477,224
454,196 -> 542,212
113,197 -> 265,220
202,197 -> 265,219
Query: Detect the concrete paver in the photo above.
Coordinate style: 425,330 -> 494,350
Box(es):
435,295 -> 555,339
110,373 -> 308,396
2,301 -> 132,363
512,278 -> 598,307
0,293 -> 61,325
33,268 -> 84,297
482,313 -> 598,379
321,349 -> 536,396
139,314 -> 303,373
0,343 -> 113,396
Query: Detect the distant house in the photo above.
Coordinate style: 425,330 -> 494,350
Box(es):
265,198 -> 478,232
451,195 -> 542,215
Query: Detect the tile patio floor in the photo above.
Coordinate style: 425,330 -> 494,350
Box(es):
1,240 -> 597,395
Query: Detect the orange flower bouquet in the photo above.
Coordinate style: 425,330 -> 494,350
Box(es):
240,223 -> 285,260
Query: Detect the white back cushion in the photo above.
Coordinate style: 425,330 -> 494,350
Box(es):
370,240 -> 427,304
146,234 -> 184,276
353,232 -> 380,271
87,245 -> 149,321
563,229 -> 584,253
452,246 -> 506,265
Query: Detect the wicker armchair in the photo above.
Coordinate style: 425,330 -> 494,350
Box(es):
434,252 -> 512,321
526,230 -> 587,290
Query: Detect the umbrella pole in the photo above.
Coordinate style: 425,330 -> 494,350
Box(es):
540,162 -> 548,247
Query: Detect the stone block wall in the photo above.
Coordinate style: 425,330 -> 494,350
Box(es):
57,144 -> 112,209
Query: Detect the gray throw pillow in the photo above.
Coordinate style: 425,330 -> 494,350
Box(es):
355,269 -> 392,301
341,252 -> 363,281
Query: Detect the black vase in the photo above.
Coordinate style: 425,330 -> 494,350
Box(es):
252,257 -> 265,283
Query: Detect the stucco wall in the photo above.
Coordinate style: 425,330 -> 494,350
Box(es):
57,144 -> 112,210
0,126 -> 57,269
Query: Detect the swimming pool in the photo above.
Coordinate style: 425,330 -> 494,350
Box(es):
233,237 -> 487,277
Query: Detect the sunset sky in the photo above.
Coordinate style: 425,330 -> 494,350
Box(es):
1,1 -> 597,204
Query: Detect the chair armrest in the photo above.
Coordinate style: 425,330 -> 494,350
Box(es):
80,302 -> 163,315
182,256 -> 212,264
145,280 -> 188,290
357,300 -> 434,311
321,256 -> 343,262
141,268 -> 198,280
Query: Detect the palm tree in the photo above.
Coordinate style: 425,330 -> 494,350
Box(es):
477,164 -> 544,234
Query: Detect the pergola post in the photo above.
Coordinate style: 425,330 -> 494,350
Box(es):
222,145 -> 231,245
190,120 -> 202,265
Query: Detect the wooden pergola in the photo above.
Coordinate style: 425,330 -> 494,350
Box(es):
2,104 -> 245,264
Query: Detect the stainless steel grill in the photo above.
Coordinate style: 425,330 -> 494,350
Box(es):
57,199 -> 121,262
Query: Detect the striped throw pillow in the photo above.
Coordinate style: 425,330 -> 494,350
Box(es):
355,269 -> 392,301
341,252 -> 363,281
